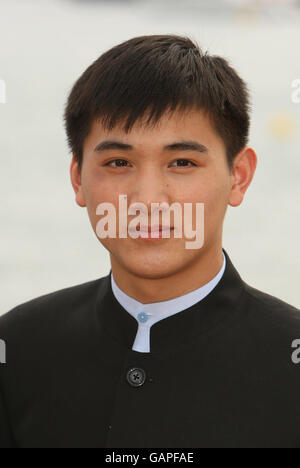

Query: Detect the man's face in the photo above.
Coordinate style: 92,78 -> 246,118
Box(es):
71,108 -> 234,279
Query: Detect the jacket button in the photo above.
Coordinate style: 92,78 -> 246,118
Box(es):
126,367 -> 146,387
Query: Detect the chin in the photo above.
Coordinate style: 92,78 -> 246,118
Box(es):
119,256 -> 186,280
127,267 -> 175,280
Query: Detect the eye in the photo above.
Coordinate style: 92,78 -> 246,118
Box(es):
103,158 -> 197,168
104,159 -> 131,168
170,159 -> 197,167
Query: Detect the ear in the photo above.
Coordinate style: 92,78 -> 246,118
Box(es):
70,155 -> 86,207
228,147 -> 257,207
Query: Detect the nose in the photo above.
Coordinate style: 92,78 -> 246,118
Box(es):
128,167 -> 172,218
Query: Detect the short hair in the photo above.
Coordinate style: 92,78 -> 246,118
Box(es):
64,34 -> 251,173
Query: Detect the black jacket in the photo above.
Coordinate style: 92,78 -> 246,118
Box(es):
1,248 -> 300,448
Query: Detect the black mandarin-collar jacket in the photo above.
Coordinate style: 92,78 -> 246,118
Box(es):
0,248 -> 300,448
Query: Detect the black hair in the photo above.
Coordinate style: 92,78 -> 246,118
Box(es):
64,34 -> 251,172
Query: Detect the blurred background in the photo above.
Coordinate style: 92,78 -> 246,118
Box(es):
0,0 -> 299,314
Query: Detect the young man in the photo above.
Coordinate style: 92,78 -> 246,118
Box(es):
0,34 -> 300,448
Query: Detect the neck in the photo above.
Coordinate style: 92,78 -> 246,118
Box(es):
110,242 -> 224,304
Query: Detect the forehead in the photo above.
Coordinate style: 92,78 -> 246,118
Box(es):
83,107 -> 225,154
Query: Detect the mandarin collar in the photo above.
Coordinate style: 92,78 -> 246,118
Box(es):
110,251 -> 226,325
96,248 -> 246,355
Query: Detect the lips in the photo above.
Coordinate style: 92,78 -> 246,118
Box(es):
138,225 -> 174,233
127,224 -> 174,238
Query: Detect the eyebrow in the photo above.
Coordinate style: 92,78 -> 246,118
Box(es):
93,139 -> 209,154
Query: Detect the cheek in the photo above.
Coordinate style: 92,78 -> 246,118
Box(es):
186,171 -> 229,221
82,171 -> 116,208
84,184 -> 129,234
205,180 -> 230,222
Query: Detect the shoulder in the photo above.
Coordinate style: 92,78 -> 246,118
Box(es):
243,281 -> 300,318
0,275 -> 109,339
241,281 -> 300,338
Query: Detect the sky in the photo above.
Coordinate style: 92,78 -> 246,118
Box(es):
0,0 -> 299,313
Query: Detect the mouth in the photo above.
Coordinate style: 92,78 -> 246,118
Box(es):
129,224 -> 175,240
139,225 -> 174,233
